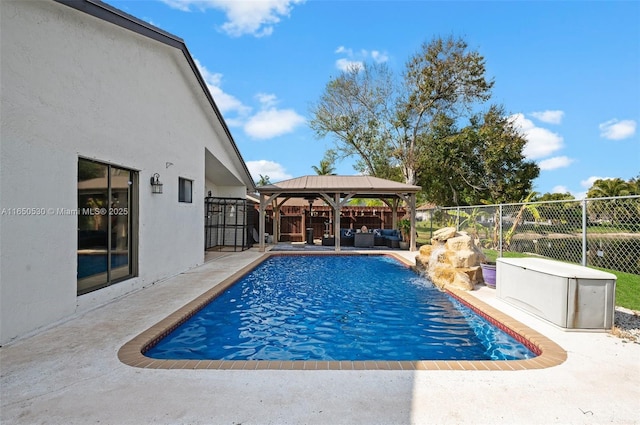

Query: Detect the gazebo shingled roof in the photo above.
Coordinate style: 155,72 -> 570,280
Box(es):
258,175 -> 420,197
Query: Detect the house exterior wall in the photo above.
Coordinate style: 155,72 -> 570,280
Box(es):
205,180 -> 248,199
0,0 -> 249,343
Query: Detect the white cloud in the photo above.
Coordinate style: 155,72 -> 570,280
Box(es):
371,50 -> 389,63
159,0 -> 192,11
335,45 -> 389,71
510,113 -> 564,160
246,160 -> 292,182
599,119 -> 637,140
256,93 -> 278,108
581,176 -> 614,188
243,93 -> 305,139
195,61 -> 304,139
194,59 -> 251,125
160,0 -> 304,37
550,185 -> 587,199
570,191 -> 587,200
244,108 -> 305,139
538,156 -> 574,171
530,110 -> 564,124
336,58 -> 363,72
571,175 -> 618,199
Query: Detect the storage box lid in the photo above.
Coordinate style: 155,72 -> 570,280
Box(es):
497,257 -> 617,280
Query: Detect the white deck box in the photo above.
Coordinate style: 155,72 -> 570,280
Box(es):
496,258 -> 616,330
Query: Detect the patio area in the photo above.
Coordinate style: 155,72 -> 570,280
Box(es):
1,248 -> 639,424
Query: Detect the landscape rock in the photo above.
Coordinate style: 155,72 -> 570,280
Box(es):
415,227 -> 487,291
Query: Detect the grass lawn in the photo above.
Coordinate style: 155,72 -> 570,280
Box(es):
595,269 -> 639,311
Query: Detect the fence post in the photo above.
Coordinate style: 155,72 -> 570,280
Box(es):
430,208 -> 435,239
456,207 -> 460,231
498,204 -> 503,257
582,198 -> 587,266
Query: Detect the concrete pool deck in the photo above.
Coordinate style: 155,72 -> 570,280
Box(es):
1,248 -> 639,424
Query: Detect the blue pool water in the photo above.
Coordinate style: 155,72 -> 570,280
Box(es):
146,255 -> 536,361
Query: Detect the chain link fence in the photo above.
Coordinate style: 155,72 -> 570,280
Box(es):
423,195 -> 640,275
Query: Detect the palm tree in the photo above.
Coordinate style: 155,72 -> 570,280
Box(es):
587,178 -> 632,224
256,174 -> 271,186
587,178 -> 630,198
457,208 -> 489,239
311,159 -> 336,175
312,150 -> 338,175
627,176 -> 640,196
501,191 -> 541,250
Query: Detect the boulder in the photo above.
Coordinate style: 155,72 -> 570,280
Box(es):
432,227 -> 457,242
415,227 -> 487,291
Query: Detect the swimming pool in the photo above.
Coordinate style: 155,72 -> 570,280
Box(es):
144,254 -> 535,362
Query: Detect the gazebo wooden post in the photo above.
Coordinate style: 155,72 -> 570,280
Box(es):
259,193 -> 280,252
259,195 -> 267,252
319,192 -> 341,252
334,193 -> 341,252
274,197 -> 290,245
301,205 -> 307,243
392,198 -> 399,230
273,204 -> 280,243
397,193 -> 417,251
409,193 -> 417,251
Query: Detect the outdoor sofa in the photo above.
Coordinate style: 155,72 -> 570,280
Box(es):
373,228 -> 402,248
338,228 -> 402,248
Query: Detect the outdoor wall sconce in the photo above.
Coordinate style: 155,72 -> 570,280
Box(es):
150,173 -> 163,194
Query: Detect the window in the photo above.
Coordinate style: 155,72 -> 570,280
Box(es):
179,177 -> 193,203
77,158 -> 137,295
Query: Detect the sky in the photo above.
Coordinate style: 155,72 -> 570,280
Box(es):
105,0 -> 640,200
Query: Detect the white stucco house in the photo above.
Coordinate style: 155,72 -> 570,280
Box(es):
0,0 -> 255,344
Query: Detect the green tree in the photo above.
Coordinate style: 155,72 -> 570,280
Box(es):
536,192 -> 575,201
309,35 -> 541,211
419,106 -> 539,205
535,192 -> 580,226
628,175 -> 640,195
309,35 -> 494,191
503,191 -> 541,250
256,174 -> 271,186
397,36 -> 494,187
309,62 -> 399,180
587,178 -> 631,198
628,176 -> 640,222
587,178 -> 633,225
311,150 -> 337,175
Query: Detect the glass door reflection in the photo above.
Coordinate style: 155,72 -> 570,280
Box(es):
77,159 -> 134,295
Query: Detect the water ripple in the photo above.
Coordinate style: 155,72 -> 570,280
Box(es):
146,255 -> 535,361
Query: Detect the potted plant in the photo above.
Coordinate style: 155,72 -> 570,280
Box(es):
480,261 -> 497,288
398,218 -> 411,249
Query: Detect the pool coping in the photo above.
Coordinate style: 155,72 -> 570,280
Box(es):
117,252 -> 567,371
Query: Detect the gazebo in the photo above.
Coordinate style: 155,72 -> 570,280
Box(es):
256,175 -> 421,252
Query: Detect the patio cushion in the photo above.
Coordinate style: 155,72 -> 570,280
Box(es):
381,229 -> 396,237
340,228 -> 354,238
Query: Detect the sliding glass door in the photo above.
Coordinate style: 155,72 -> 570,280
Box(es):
77,158 -> 136,295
